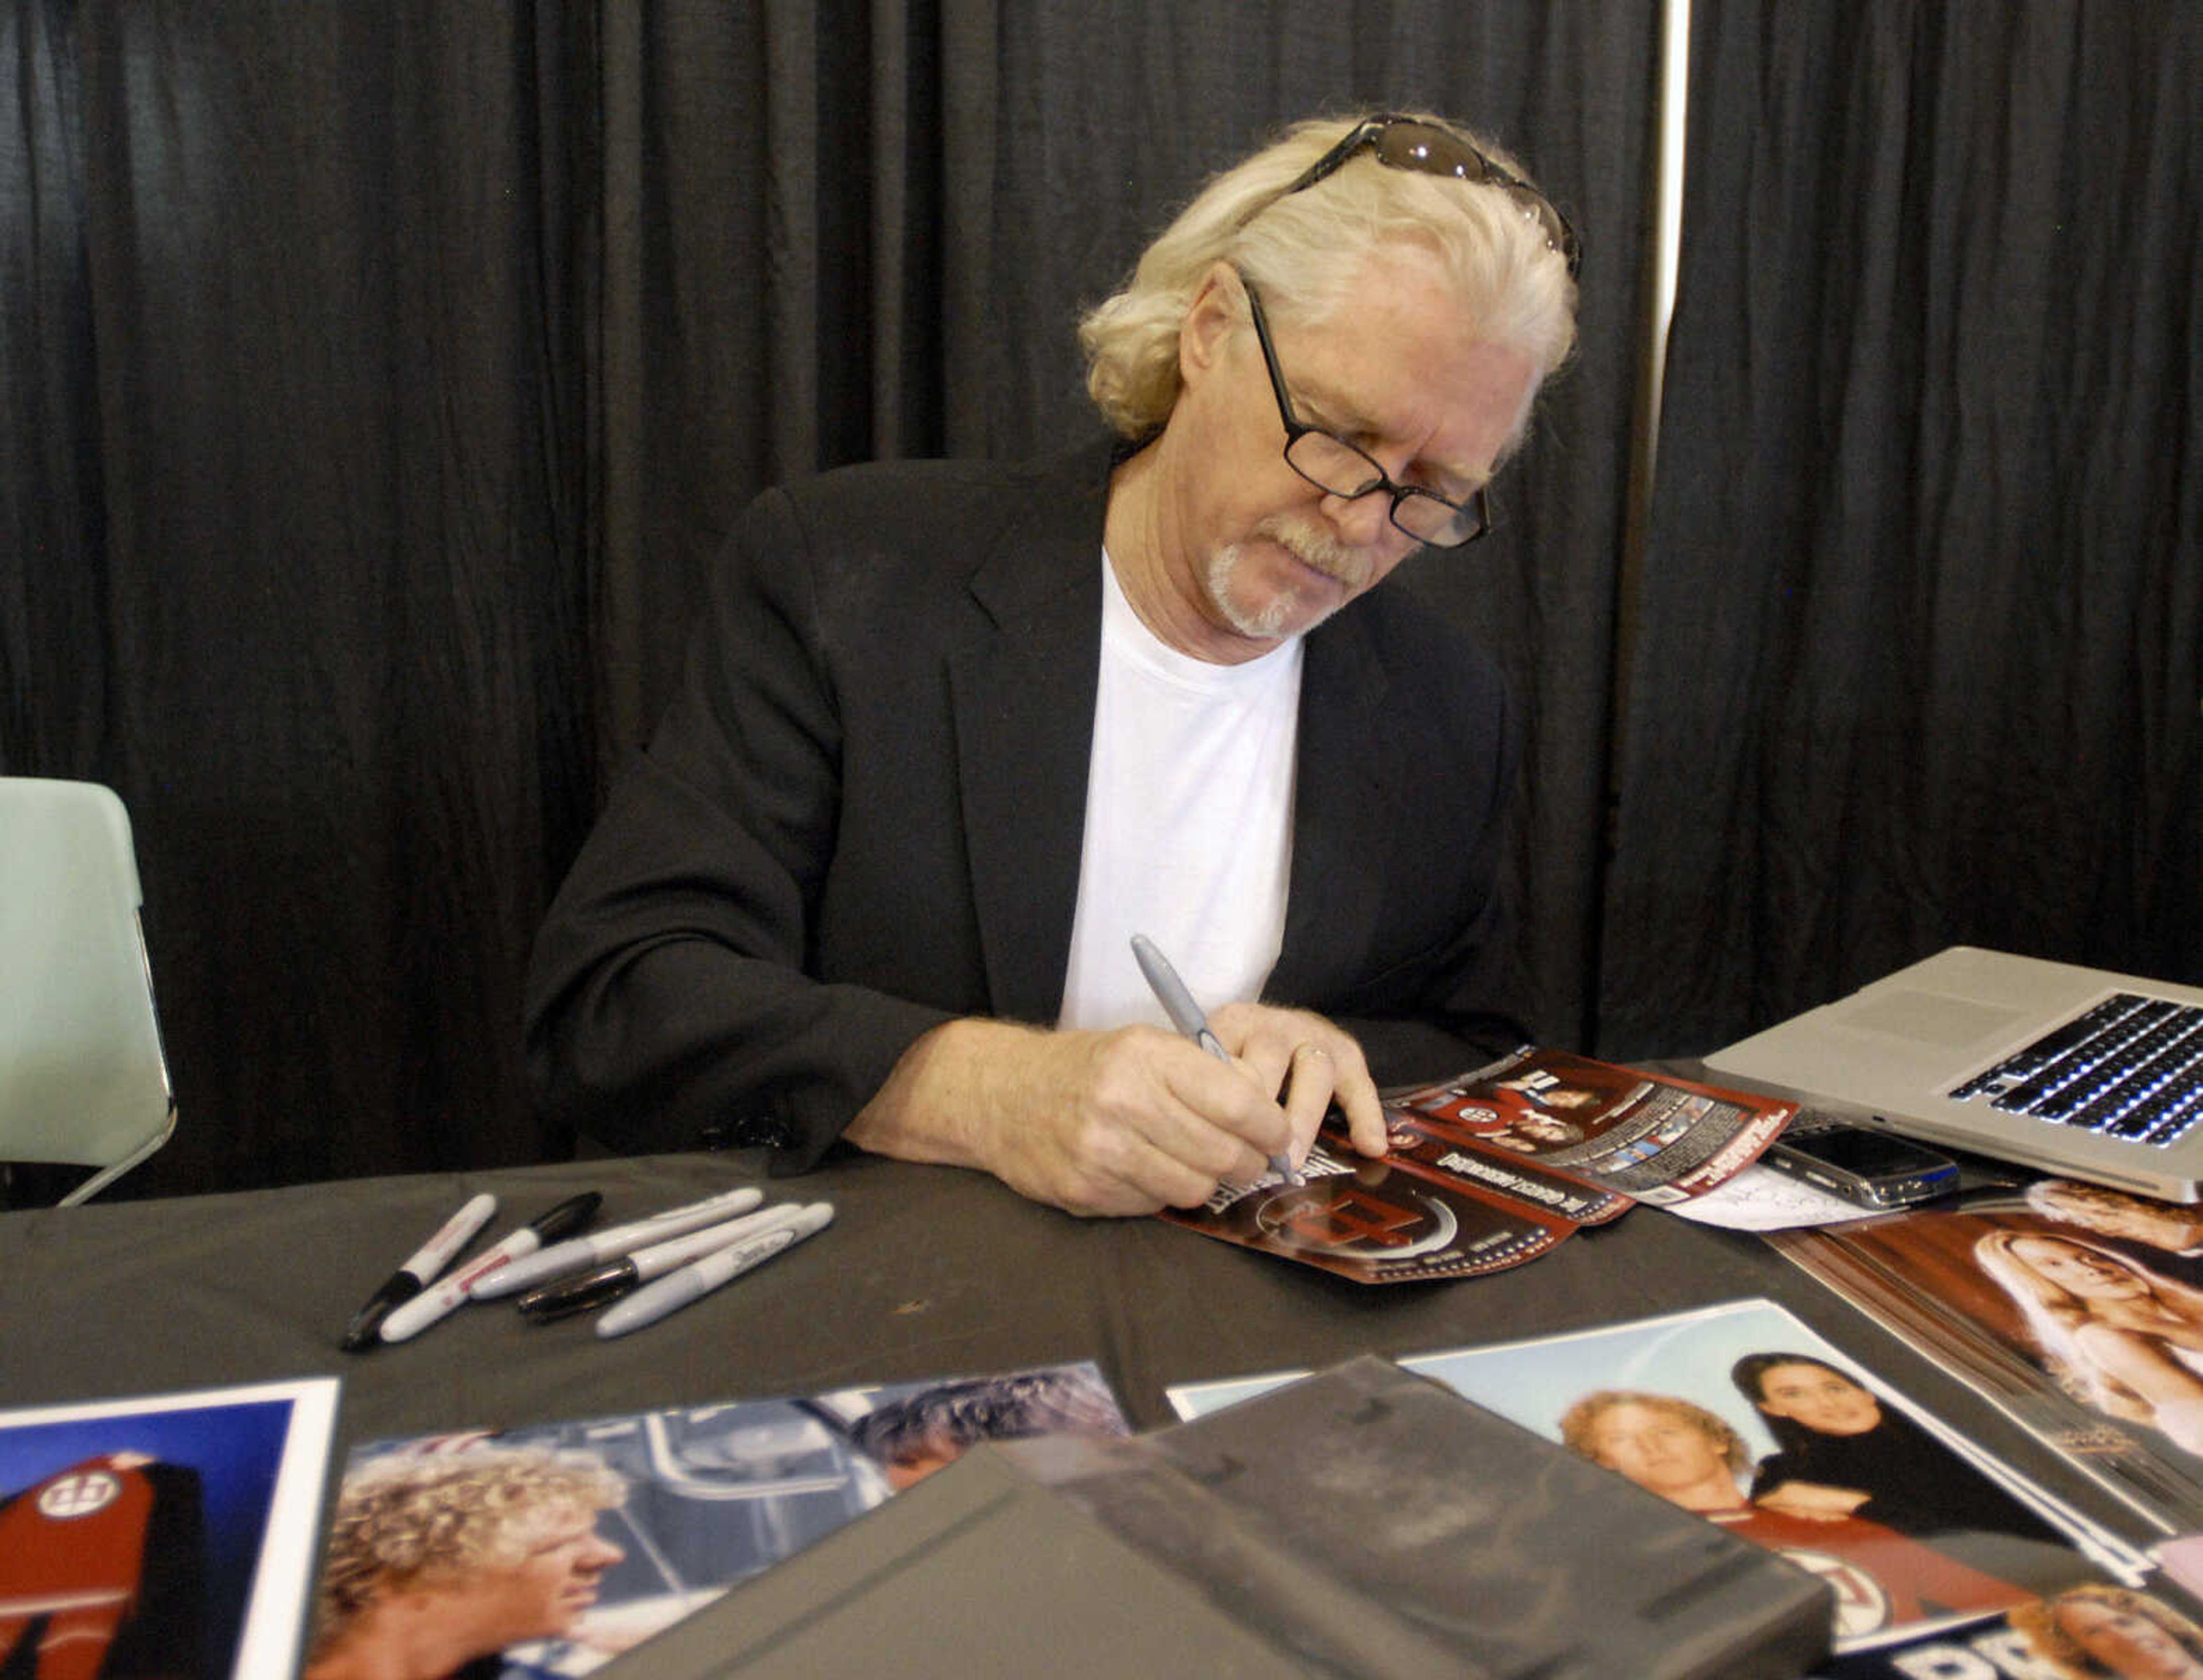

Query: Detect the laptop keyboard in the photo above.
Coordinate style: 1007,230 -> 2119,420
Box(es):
1949,993 -> 2203,1145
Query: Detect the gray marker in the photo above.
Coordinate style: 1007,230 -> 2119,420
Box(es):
1130,933 -> 1304,1187
516,1201 -> 811,1322
596,1203 -> 835,1339
472,1186 -> 764,1299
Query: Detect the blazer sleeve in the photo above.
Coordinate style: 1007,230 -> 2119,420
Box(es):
523,484 -> 956,1171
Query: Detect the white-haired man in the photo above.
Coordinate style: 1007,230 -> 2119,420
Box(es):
528,114 -> 1579,1217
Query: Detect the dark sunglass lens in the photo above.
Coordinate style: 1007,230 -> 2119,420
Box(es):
1369,120 -> 1578,275
1370,123 -> 1484,182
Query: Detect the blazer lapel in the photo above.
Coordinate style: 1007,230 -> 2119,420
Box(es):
1269,605 -> 1406,1003
948,446 -> 1115,1022
945,439 -> 1408,1021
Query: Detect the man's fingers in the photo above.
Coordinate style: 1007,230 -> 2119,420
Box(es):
1279,1042 -> 1336,1163
999,1098 -> 1230,1217
1330,1047 -> 1389,1159
1128,1030 -> 1289,1162
1214,1005 -> 1387,1161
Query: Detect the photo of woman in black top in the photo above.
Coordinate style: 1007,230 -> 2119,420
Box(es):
1730,1352 -> 2065,1549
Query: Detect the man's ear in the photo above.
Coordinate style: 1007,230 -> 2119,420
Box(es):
1178,262 -> 1243,388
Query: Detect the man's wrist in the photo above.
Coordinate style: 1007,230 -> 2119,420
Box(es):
845,1016 -> 1040,1172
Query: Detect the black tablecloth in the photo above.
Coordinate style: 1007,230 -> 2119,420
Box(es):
0,1145 -> 2127,1535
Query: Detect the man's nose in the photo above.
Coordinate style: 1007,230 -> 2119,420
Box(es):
1318,485 -> 1397,549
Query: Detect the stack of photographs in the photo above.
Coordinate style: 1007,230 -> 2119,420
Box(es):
1172,1297 -> 2203,1675
0,1377 -> 338,1679
302,1361 -> 1126,1678
1161,1046 -> 1793,1283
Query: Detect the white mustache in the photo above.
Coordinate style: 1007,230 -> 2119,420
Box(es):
1255,516 -> 1376,589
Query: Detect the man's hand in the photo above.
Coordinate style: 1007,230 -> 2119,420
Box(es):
844,1007 -> 1385,1218
1207,1001 -> 1387,1163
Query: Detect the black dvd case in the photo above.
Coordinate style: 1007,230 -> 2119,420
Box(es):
602,1354 -> 1831,1678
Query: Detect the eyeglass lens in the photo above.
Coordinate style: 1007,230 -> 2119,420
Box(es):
1282,432 -> 1485,547
1243,272 -> 1490,548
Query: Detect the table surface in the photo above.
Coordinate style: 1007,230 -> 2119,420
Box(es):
0,1144 -> 2131,1538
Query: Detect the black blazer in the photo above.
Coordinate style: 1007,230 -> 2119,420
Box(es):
525,440 -> 1523,1170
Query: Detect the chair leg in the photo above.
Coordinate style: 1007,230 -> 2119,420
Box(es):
55,1104 -> 178,1207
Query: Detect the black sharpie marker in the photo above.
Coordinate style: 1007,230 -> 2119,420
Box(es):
516,1202 -> 812,1322
377,1191 -> 604,1344
341,1192 -> 498,1351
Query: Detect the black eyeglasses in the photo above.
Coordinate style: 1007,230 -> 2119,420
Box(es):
1271,114 -> 1581,279
1242,275 -> 1490,549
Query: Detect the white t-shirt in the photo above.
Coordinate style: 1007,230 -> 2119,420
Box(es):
1056,551 -> 1302,1030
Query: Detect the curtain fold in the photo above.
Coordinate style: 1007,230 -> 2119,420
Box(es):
44,1 -> 2193,1195
7,5 -> 597,1184
1598,0 -> 2201,1059
3,0 -> 108,773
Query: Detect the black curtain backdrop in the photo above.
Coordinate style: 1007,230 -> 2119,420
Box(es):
1599,0 -> 2201,1058
3,1 -> 1652,1194
5,3 -> 2190,1197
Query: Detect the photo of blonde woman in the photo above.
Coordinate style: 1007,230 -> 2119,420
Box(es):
2010,1584 -> 2203,1680
1975,1230 -> 2203,1454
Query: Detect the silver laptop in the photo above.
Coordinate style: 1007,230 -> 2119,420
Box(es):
1706,946 -> 2203,1203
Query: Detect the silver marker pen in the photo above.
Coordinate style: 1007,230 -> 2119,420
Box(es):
1131,933 -> 1303,1187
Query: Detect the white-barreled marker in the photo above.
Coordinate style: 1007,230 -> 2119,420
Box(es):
595,1203 -> 834,1339
515,1201 -> 812,1322
379,1191 -> 603,1342
470,1186 -> 764,1300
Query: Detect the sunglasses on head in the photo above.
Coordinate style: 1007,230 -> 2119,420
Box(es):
1269,114 -> 1581,278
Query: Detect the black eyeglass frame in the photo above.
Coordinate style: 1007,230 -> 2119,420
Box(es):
1273,114 -> 1581,279
1240,275 -> 1492,550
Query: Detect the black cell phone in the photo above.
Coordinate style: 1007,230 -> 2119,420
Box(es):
1761,1114 -> 1959,1209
